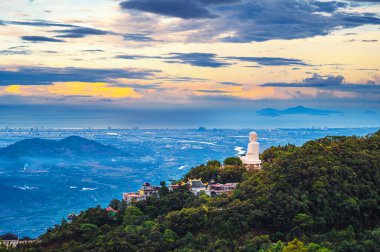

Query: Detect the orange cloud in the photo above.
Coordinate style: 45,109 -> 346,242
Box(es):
0,82 -> 142,99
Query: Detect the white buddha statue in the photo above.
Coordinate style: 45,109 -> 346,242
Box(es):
240,132 -> 262,170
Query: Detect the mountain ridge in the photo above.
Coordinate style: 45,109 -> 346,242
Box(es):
0,136 -> 128,160
257,105 -> 341,117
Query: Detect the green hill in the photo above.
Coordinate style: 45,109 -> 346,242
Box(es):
13,130 -> 380,252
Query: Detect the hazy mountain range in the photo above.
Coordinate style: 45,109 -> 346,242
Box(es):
257,105 -> 342,117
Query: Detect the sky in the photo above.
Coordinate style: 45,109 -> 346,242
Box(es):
0,0 -> 379,128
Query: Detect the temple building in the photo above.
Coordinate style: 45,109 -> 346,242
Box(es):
187,179 -> 207,196
123,182 -> 160,205
240,132 -> 262,171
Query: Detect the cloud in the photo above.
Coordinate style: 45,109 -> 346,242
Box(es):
0,66 -> 159,86
120,0 -> 221,19
224,56 -> 309,66
196,89 -> 230,94
116,83 -> 162,90
118,0 -> 380,43
3,19 -> 121,40
115,54 -> 161,60
21,36 -> 65,43
260,74 -> 380,94
123,33 -> 155,42
0,82 -> 142,99
116,52 -> 308,67
53,27 -> 111,38
81,49 -> 105,53
4,20 -> 78,28
347,0 -> 380,2
0,46 -> 32,55
340,15 -> 380,25
219,82 -> 243,86
222,1 -> 380,42
362,39 -> 378,42
313,1 -> 348,12
161,76 -> 208,83
165,53 -> 231,67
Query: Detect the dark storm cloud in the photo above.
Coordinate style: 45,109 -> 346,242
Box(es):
21,36 -> 65,43
53,27 -> 111,38
260,74 -> 380,94
0,66 -> 160,86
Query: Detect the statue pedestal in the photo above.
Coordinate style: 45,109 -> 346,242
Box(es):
244,163 -> 262,172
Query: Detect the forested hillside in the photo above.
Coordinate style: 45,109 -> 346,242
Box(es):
9,130 -> 380,252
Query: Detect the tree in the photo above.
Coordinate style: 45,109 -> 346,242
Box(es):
282,238 -> 307,252
123,206 -> 144,225
223,157 -> 243,166
108,199 -> 121,210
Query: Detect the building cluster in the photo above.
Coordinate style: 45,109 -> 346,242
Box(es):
0,233 -> 34,247
123,182 -> 160,204
123,180 -> 238,204
186,179 -> 238,197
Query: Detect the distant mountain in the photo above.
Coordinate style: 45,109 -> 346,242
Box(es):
0,136 -> 128,160
257,105 -> 341,117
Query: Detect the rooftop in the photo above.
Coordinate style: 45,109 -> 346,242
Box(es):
0,233 -> 18,240
190,180 -> 206,188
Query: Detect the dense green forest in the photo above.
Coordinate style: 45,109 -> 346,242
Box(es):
5,130 -> 380,251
